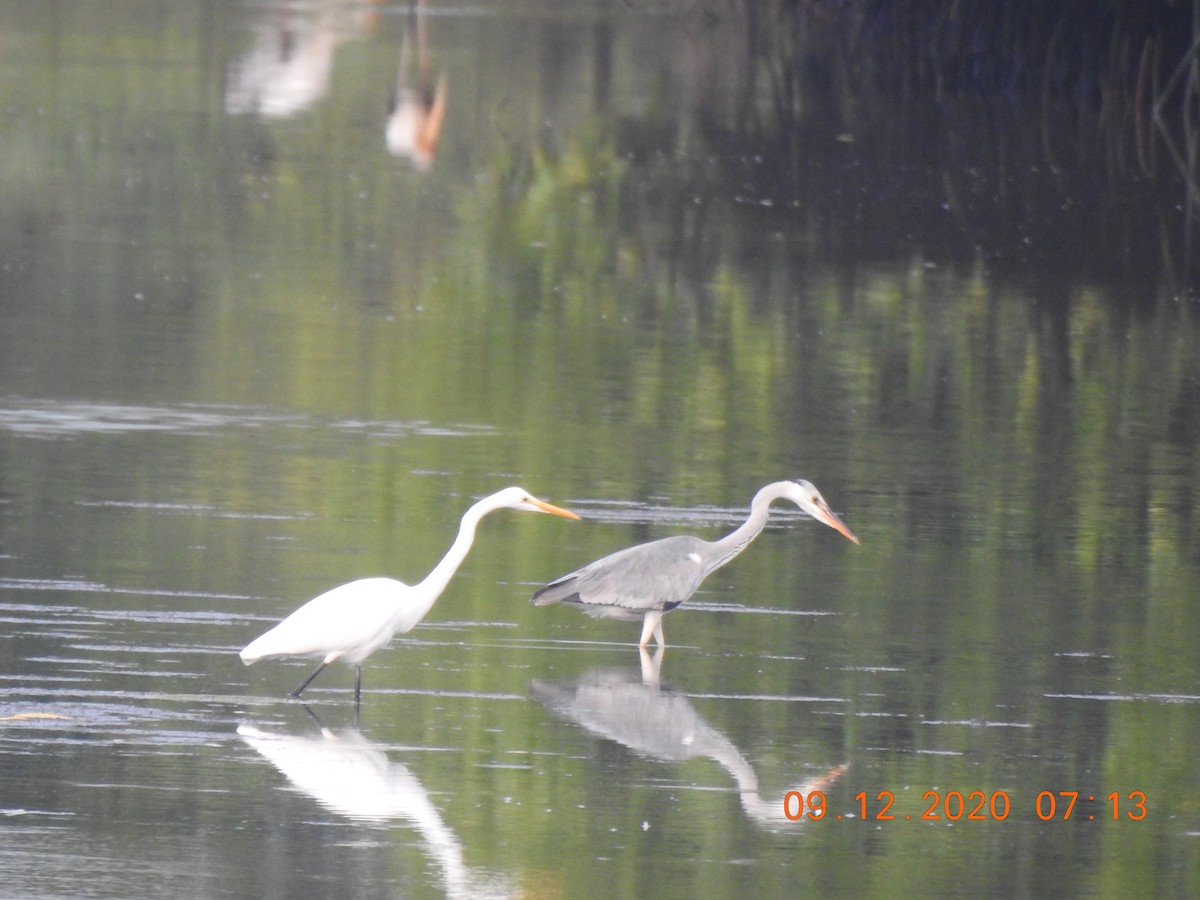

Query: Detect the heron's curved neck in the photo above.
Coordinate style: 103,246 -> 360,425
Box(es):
414,502 -> 489,609
704,486 -> 780,575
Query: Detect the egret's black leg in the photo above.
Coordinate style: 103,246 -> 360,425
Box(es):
353,666 -> 362,706
299,703 -> 325,728
289,662 -> 327,699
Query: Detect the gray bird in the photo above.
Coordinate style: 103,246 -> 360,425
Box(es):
532,480 -> 859,647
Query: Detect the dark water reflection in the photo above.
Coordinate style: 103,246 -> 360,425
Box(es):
2,1 -> 1200,898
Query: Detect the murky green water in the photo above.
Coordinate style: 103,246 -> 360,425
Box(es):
1,2 -> 1199,898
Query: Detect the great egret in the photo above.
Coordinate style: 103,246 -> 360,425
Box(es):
241,486 -> 578,701
531,480 -> 857,647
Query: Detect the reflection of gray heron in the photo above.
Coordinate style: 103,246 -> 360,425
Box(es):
240,487 -> 578,702
238,721 -> 511,898
531,648 -> 845,828
532,481 -> 858,647
386,0 -> 447,170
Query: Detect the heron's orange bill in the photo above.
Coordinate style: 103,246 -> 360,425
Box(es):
531,498 -> 580,520
816,505 -> 859,544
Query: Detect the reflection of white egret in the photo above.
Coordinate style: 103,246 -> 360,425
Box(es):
533,480 -> 858,648
531,647 -> 846,828
238,722 -> 512,899
240,487 -> 578,702
225,4 -> 377,119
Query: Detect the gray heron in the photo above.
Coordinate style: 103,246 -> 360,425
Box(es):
241,487 -> 578,702
531,480 -> 857,647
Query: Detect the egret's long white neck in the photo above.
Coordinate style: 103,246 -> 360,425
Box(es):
413,501 -> 491,614
703,483 -> 787,575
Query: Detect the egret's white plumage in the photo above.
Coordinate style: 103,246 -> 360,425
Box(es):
532,480 -> 857,648
241,486 -> 578,701
240,577 -> 427,667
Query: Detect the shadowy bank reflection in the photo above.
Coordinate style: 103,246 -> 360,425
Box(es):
531,648 -> 844,830
238,719 -> 512,899
226,0 -> 445,169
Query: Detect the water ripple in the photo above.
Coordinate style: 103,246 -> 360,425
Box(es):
0,398 -> 497,442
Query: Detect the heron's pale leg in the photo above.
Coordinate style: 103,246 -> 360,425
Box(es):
290,662 -> 327,699
638,644 -> 664,686
639,610 -> 665,648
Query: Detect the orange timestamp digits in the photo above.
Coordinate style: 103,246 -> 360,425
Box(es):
783,789 -> 830,820
781,789 -> 1013,821
783,789 -> 1148,822
854,790 -> 1013,821
1034,790 -> 1147,821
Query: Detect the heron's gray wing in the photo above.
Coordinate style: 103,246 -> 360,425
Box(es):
532,535 -> 709,615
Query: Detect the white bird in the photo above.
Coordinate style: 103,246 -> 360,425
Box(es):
241,486 -> 578,702
532,480 -> 857,648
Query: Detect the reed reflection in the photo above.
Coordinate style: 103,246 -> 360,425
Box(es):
531,647 -> 845,829
238,718 -> 512,899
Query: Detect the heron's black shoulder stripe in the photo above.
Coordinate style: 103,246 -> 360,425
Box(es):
531,583 -> 580,606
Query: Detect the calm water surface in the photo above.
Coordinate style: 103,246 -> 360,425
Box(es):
2,2 -> 1199,898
